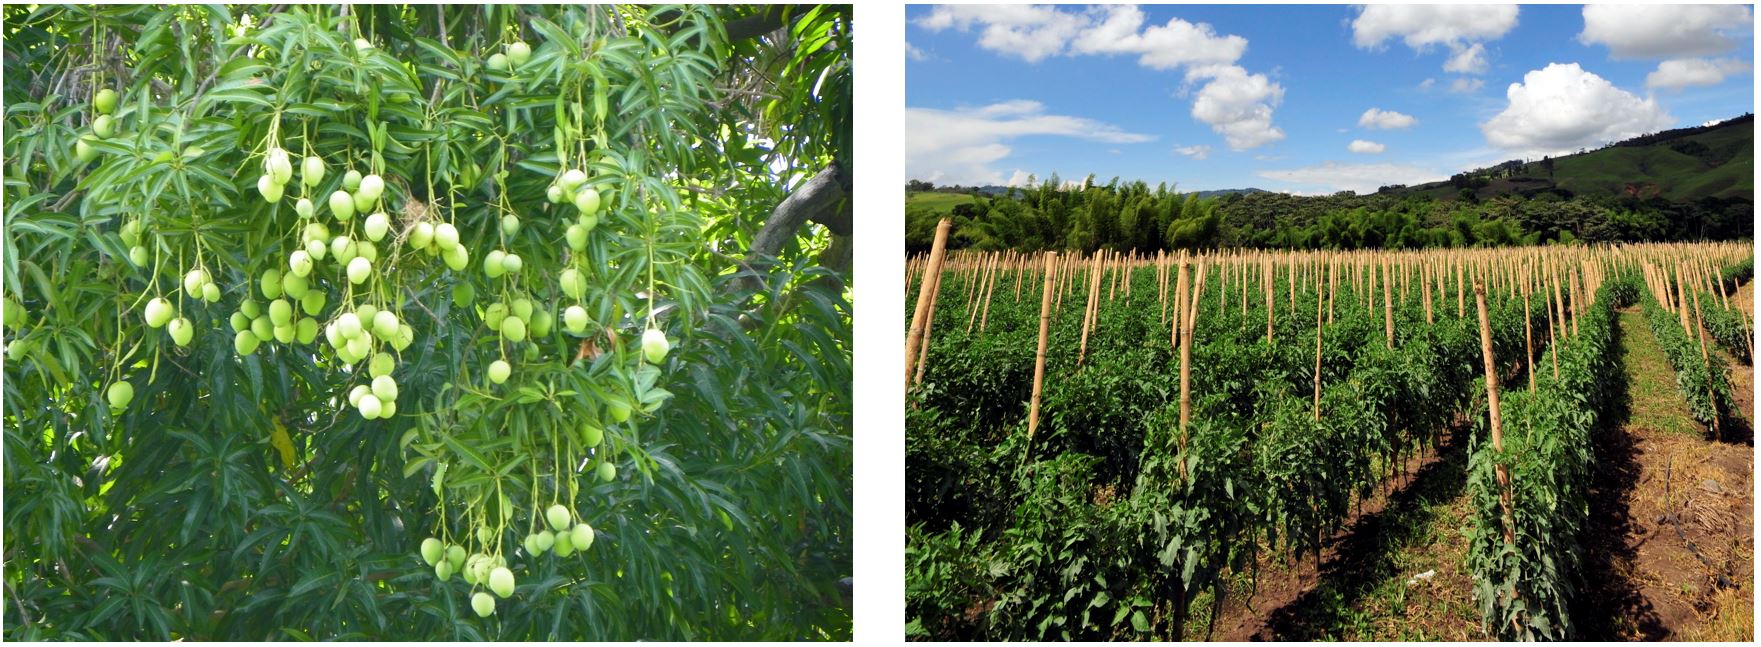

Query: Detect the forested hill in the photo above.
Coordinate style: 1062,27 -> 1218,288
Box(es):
906,114 -> 1752,254
1390,113 -> 1752,202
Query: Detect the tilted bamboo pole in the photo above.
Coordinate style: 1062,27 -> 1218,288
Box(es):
1475,281 -> 1516,546
1026,252 -> 1057,444
903,219 -> 951,391
1079,252 -> 1102,366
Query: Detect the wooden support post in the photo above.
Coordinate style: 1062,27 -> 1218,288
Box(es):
1457,259 -> 1465,318
979,254 -> 1000,333
1176,259 -> 1193,443
1383,261 -> 1394,349
1265,259 -> 1275,344
1523,262 -> 1534,392
1079,253 -> 1102,366
1314,273 -> 1324,420
1475,281 -> 1515,545
1027,252 -> 1057,443
1171,255 -> 1185,352
904,219 -> 951,391
1690,286 -> 1722,441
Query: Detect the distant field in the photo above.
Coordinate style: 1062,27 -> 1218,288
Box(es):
906,191 -> 979,215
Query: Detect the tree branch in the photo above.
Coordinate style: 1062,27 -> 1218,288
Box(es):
749,161 -> 849,261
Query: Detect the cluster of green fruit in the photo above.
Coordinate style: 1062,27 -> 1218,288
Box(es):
481,296 -> 546,348
253,147 -> 304,203
74,88 -> 118,163
139,264 -> 222,348
485,40 -> 532,74
416,504 -> 594,618
224,261 -> 336,355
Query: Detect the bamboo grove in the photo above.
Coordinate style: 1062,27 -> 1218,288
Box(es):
903,224 -> 1749,641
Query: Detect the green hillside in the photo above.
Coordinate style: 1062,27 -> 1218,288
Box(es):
1401,115 -> 1753,202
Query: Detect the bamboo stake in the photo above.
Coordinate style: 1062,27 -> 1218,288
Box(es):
1265,258 -> 1275,344
979,254 -> 1000,332
1171,255 -> 1185,352
1176,259 -> 1192,447
1475,281 -> 1516,545
1027,252 -> 1057,444
1079,253 -> 1102,366
1523,262 -> 1534,392
1457,259 -> 1465,318
1690,285 -> 1722,441
1383,261 -> 1394,349
1675,263 -> 1691,335
903,219 -> 951,391
965,254 -> 989,334
1547,267 -> 1560,380
1014,252 -> 1024,303
1314,273 -> 1324,420
1287,254 -> 1296,311
1328,257 -> 1337,324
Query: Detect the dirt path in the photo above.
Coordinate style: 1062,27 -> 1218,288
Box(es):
1576,309 -> 1753,640
1193,426 -> 1481,641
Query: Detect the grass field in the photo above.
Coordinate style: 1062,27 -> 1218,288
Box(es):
906,191 -> 980,215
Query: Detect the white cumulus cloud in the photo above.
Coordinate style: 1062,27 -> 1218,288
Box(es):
1444,42 -> 1488,74
915,5 -> 1284,151
1069,5 -> 1247,69
1258,162 -> 1445,194
1348,140 -> 1385,154
1358,108 -> 1417,130
1579,5 -> 1753,59
1352,5 -> 1518,74
1646,57 -> 1752,90
906,100 -> 1156,185
1173,144 -> 1212,160
1450,78 -> 1486,93
1480,63 -> 1674,156
906,41 -> 928,62
1186,65 -> 1286,150
913,5 -> 1088,63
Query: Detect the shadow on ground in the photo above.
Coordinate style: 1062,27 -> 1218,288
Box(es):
1252,421 -> 1472,641
1575,319 -> 1670,640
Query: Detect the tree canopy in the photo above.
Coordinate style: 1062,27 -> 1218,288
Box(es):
4,4 -> 850,640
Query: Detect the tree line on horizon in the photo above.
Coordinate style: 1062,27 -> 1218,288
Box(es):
905,175 -> 1752,255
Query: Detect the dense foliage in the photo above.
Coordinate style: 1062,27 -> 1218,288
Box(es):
4,4 -> 851,640
905,250 -> 1549,640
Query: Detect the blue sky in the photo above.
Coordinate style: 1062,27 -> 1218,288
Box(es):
905,4 -> 1756,194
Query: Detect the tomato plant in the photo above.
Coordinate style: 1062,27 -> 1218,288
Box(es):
3,4 -> 851,640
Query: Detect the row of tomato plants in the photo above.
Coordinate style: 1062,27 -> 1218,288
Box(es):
1463,272 -> 1634,640
907,261 -> 1545,640
1702,258 -> 1753,363
1638,277 -> 1741,433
